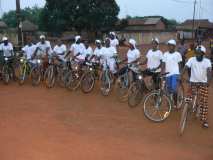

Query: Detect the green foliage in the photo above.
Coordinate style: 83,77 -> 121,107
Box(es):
1,6 -> 43,29
40,0 -> 120,33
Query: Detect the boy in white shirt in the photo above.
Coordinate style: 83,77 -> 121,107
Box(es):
22,38 -> 37,65
144,38 -> 163,89
35,35 -> 52,57
182,45 -> 212,128
162,39 -> 182,108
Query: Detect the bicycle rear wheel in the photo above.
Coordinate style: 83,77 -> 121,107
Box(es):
128,81 -> 143,108
115,76 -> 129,102
143,91 -> 172,122
31,67 -> 41,86
179,103 -> 189,136
81,72 -> 95,94
100,71 -> 111,96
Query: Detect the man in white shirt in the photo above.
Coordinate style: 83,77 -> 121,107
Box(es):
66,35 -> 86,62
22,38 -> 37,65
34,35 -> 52,57
182,45 -> 212,128
162,39 -> 182,107
144,38 -> 163,89
84,40 -> 93,61
53,39 -> 67,62
109,32 -> 119,53
0,37 -> 14,58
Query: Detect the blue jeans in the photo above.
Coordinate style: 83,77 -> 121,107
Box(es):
166,74 -> 180,94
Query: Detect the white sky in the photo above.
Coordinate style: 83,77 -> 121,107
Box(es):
0,0 -> 212,22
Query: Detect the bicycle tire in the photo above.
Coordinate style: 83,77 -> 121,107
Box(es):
115,76 -> 129,102
45,66 -> 55,88
31,67 -> 41,86
100,71 -> 111,96
179,103 -> 189,136
143,91 -> 172,122
2,65 -> 10,85
128,81 -> 143,108
81,72 -> 95,94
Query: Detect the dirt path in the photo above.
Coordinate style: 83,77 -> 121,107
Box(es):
0,81 -> 213,160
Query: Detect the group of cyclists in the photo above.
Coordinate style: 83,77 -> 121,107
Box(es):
0,31 -> 212,131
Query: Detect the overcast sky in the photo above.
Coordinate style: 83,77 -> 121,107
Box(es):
0,0 -> 212,22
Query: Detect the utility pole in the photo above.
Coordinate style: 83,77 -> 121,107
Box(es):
192,0 -> 197,41
16,0 -> 22,49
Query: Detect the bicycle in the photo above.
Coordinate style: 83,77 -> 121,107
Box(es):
100,59 -> 114,96
30,58 -> 43,86
2,56 -> 14,84
143,73 -> 184,122
17,57 -> 31,85
44,56 -> 64,88
80,60 -> 99,94
179,82 -> 201,136
128,68 -> 154,108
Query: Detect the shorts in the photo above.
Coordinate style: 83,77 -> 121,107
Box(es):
166,74 -> 180,94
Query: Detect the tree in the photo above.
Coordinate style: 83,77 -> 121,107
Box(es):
40,0 -> 120,33
1,6 -> 43,29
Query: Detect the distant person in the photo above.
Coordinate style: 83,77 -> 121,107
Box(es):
181,45 -> 212,128
162,39 -> 182,108
185,43 -> 196,61
109,32 -> 119,53
177,39 -> 187,66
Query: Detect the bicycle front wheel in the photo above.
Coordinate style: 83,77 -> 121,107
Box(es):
128,81 -> 143,108
115,76 -> 129,102
30,67 -> 41,86
100,71 -> 111,96
179,103 -> 189,136
81,72 -> 95,94
143,91 -> 172,122
44,66 -> 55,88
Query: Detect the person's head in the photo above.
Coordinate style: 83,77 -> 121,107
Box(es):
40,35 -> 46,44
84,40 -> 89,49
195,45 -> 206,62
105,38 -> 111,48
109,32 -> 116,40
152,38 -> 159,51
75,35 -> 81,44
129,39 -> 136,50
26,37 -> 32,46
95,40 -> 101,49
57,39 -> 62,46
167,39 -> 176,53
2,37 -> 8,45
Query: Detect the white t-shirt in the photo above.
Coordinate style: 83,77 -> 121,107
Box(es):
127,48 -> 140,63
110,38 -> 119,53
22,44 -> 37,60
36,41 -> 52,55
163,51 -> 182,77
146,49 -> 163,72
186,57 -> 211,83
69,43 -> 86,56
0,43 -> 13,57
94,47 -> 103,57
100,46 -> 117,60
53,44 -> 67,60
84,46 -> 93,57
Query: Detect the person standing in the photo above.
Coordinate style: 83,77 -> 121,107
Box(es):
182,45 -> 212,128
162,39 -> 182,108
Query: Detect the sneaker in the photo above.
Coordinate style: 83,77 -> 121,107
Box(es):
202,122 -> 209,128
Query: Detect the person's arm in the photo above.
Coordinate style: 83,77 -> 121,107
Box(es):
207,67 -> 212,86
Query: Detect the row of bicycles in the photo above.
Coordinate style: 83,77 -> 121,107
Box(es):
0,55 -> 200,136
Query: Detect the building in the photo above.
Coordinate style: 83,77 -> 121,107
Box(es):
176,19 -> 213,40
116,17 -> 176,44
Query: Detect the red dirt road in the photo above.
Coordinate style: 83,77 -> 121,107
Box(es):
0,82 -> 213,160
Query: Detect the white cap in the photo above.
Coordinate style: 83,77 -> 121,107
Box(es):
167,39 -> 176,46
2,37 -> 8,41
152,37 -> 159,44
129,39 -> 136,47
196,45 -> 206,54
95,40 -> 101,44
40,35 -> 45,39
110,32 -> 116,36
75,35 -> 81,42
